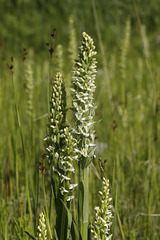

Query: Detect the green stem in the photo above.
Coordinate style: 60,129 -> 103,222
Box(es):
56,195 -> 67,240
60,202 -> 66,240
78,164 -> 89,240
43,176 -> 48,219
121,76 -> 125,108
115,184 -> 125,240
11,74 -> 26,182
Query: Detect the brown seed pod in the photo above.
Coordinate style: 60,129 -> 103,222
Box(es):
41,153 -> 46,159
51,28 -> 56,39
49,47 -> 54,58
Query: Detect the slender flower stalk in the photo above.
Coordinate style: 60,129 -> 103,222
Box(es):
25,61 -> 34,119
71,32 -> 97,239
91,177 -> 113,240
68,15 -> 77,67
120,19 -> 131,80
55,44 -> 63,74
37,212 -> 47,240
119,19 -> 131,113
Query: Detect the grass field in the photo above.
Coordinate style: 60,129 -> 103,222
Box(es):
0,1 -> 160,239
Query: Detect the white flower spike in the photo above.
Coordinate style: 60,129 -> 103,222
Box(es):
91,178 -> 113,240
71,32 -> 97,167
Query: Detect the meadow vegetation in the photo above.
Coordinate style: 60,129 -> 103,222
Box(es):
0,0 -> 160,239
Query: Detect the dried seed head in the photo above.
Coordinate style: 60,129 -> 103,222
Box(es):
49,47 -> 54,58
51,28 -> 56,38
46,42 -> 51,46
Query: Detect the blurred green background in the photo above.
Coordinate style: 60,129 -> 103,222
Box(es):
0,0 -> 160,58
0,0 -> 160,239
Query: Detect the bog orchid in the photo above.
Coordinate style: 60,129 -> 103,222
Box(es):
71,32 -> 97,239
37,212 -> 47,240
91,177 -> 113,240
71,31 -> 97,167
44,72 -> 77,201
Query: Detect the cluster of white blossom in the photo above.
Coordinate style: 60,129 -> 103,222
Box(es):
45,72 -> 77,201
91,177 -> 113,240
53,126 -> 78,201
71,32 -> 97,167
37,212 -> 47,240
